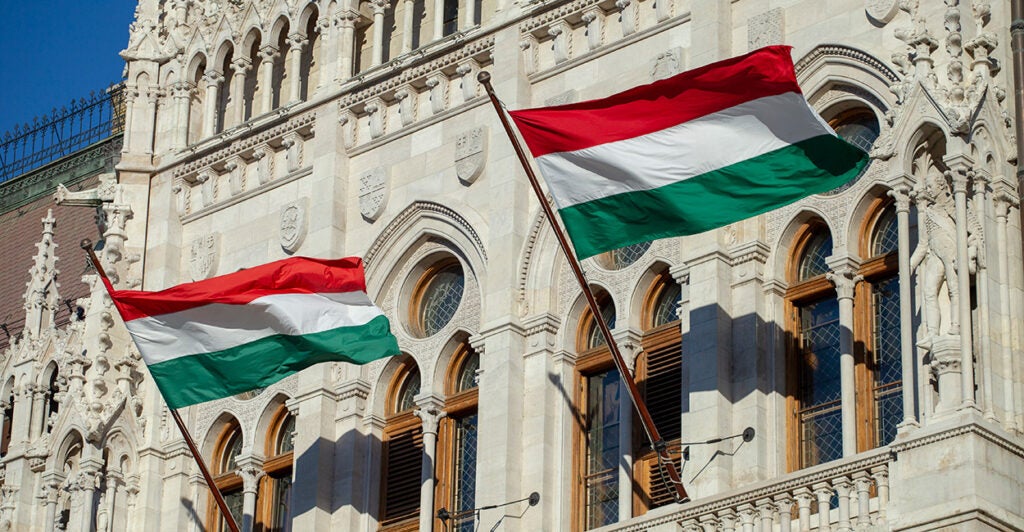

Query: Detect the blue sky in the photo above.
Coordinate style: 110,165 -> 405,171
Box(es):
0,1 -> 136,136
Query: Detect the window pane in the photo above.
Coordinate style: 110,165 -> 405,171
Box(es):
586,300 -> 617,350
268,474 -> 293,532
872,208 -> 898,257
798,298 -> 842,466
584,370 -> 620,529
597,241 -> 651,270
651,282 -> 681,327
455,352 -> 479,393
396,369 -> 421,413
420,264 -> 464,337
451,414 -> 478,532
276,415 -> 296,455
798,233 -> 832,281
220,489 -> 245,532
222,431 -> 242,473
872,276 -> 902,446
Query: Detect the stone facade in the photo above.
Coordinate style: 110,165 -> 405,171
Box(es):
1,0 -> 1022,531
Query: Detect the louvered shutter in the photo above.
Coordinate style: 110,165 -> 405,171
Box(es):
381,420 -> 424,530
635,323 -> 683,512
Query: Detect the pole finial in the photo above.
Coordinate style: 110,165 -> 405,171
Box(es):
477,70 -> 491,85
80,239 -> 93,250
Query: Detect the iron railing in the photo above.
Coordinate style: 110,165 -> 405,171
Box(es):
0,84 -> 125,183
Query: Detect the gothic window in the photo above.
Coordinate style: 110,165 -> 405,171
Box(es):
0,380 -> 13,457
442,0 -> 460,35
411,259 -> 465,338
437,343 -> 480,531
575,291 -> 620,530
380,357 -> 423,530
45,366 -> 60,430
216,46 -> 235,133
633,271 -> 683,514
786,223 -> 843,469
209,419 -> 245,531
821,108 -> 881,195
272,20 -> 290,109
258,405 -> 296,532
299,10 -> 320,100
858,202 -> 903,449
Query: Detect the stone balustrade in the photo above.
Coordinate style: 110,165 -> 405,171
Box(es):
599,449 -> 891,532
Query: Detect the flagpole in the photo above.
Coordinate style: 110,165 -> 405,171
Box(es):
79,239 -> 242,532
477,72 -> 690,503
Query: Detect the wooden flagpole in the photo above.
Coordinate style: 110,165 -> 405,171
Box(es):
477,72 -> 690,503
79,239 -> 242,532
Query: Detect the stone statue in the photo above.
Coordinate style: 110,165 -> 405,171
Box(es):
910,168 -> 960,337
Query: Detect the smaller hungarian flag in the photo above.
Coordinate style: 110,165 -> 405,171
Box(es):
104,256 -> 400,409
509,45 -> 868,259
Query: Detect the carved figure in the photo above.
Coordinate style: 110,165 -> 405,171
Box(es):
910,169 -> 959,337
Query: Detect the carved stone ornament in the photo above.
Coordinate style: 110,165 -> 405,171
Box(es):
280,199 -> 308,254
455,127 -> 488,185
650,48 -> 683,82
747,8 -> 785,51
189,233 -> 220,281
359,167 -> 389,222
865,0 -> 899,24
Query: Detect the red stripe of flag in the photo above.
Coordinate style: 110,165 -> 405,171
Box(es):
109,256 -> 368,322
508,45 -> 802,157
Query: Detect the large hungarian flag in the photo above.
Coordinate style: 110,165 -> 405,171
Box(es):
104,256 -> 400,408
509,45 -> 868,259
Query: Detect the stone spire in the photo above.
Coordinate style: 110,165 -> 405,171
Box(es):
22,209 -> 60,339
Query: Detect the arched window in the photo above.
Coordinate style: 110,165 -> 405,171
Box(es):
575,291 -> 620,530
858,202 -> 902,448
821,108 -> 880,195
411,260 -> 465,338
437,343 -> 480,531
216,46 -> 235,133
786,224 -> 842,469
44,364 -> 60,433
0,379 -> 14,457
595,241 -> 651,271
258,406 -> 295,531
380,357 -> 423,530
633,271 -> 683,514
209,420 -> 245,531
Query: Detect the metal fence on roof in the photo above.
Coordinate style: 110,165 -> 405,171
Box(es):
0,84 -> 125,183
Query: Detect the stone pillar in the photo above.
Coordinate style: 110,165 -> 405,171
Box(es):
100,470 -> 123,532
121,86 -> 139,153
463,0 -> 476,30
145,87 -> 161,154
286,33 -> 307,104
995,192 -> 1020,432
972,174 -> 996,421
315,17 -> 334,90
414,395 -> 446,532
370,0 -> 388,67
774,495 -> 793,532
201,70 -> 224,138
42,473 -> 64,532
930,335 -> 963,414
172,81 -> 192,150
335,12 -> 358,80
78,459 -> 103,532
29,384 -> 46,439
230,58 -> 252,127
612,328 -> 641,523
832,477 -> 852,532
235,454 -> 265,532
826,259 -> 862,457
813,483 -> 832,532
889,184 -> 919,430
433,0 -> 445,40
401,0 -> 415,53
793,487 -> 813,532
948,168 -> 977,408
258,46 -> 278,114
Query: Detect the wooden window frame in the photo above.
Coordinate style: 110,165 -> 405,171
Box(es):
380,357 -> 423,531
255,405 -> 295,532
435,343 -> 480,530
207,420 -> 244,532
784,201 -> 902,472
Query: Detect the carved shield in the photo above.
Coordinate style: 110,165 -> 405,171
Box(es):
280,200 -> 308,254
359,167 -> 389,222
455,127 -> 487,184
189,233 -> 219,281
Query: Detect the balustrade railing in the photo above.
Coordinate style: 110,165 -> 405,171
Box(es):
0,84 -> 125,183
600,449 -> 891,531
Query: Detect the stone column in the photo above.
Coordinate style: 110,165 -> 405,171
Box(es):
145,87 -> 161,154
29,384 -> 46,439
172,81 -> 192,150
995,192 -> 1020,432
401,0 -> 415,53
121,86 -> 139,153
101,470 -> 123,532
931,335 -> 963,414
826,260 -> 862,457
229,58 -> 252,127
370,0 -> 388,67
235,454 -> 266,532
201,70 -> 224,138
414,396 -> 446,532
832,477 -> 852,532
774,495 -> 793,532
948,168 -> 977,408
286,33 -> 307,104
813,483 -> 832,532
972,173 -> 996,420
793,487 -> 813,532
42,473 -> 64,532
315,16 -> 334,90
463,0 -> 476,30
78,459 -> 104,532
335,12 -> 358,80
888,184 -> 919,430
433,0 -> 445,40
613,328 -> 641,522
258,46 -> 278,115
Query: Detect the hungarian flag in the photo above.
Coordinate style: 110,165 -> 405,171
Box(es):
104,256 -> 400,409
509,45 -> 868,259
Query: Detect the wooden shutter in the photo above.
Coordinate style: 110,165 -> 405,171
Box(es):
634,323 -> 682,512
381,415 -> 424,530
